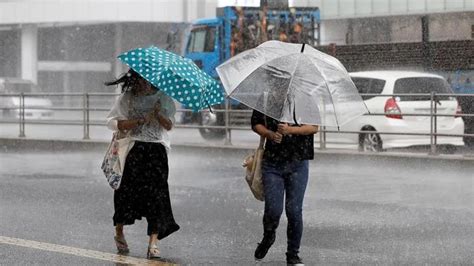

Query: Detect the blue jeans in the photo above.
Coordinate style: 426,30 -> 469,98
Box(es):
261,159 -> 309,255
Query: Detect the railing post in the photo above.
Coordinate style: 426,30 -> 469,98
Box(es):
19,93 -> 26,137
83,92 -> 90,140
429,91 -> 437,155
434,92 -> 438,150
319,126 -> 326,150
224,98 -> 232,145
319,98 -> 326,150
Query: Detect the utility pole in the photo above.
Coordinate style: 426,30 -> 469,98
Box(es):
421,15 -> 432,70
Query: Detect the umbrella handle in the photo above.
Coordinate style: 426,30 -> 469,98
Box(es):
293,104 -> 299,126
300,43 -> 305,53
206,99 -> 213,113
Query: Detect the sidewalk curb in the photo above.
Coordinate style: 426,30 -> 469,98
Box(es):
2,137 -> 474,162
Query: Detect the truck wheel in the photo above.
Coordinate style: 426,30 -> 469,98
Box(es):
198,111 -> 226,140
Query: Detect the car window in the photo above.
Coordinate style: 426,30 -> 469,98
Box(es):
394,77 -> 452,101
351,77 -> 385,100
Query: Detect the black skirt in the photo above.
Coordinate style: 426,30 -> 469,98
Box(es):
113,141 -> 180,239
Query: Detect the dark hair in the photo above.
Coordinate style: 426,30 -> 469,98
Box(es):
104,69 -> 141,93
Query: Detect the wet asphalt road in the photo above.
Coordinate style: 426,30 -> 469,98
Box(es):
0,146 -> 473,265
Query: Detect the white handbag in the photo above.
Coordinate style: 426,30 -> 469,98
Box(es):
101,132 -> 135,190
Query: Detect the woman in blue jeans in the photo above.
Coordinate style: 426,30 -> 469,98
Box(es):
251,110 -> 318,265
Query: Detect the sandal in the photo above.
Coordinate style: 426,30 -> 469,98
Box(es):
147,243 -> 160,259
114,235 -> 129,254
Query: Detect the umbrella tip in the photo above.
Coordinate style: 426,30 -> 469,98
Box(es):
300,43 -> 305,53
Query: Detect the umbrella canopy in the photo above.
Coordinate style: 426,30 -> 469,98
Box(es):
118,46 -> 224,111
216,41 -> 368,127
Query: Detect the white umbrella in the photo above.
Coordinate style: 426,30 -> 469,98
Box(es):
216,40 -> 368,127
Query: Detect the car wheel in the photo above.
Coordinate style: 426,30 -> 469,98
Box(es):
465,138 -> 474,148
438,144 -> 457,154
359,129 -> 383,152
464,124 -> 474,147
198,111 -> 226,140
2,109 -> 13,119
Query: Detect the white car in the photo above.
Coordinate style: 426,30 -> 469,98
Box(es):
0,78 -> 53,120
323,71 -> 464,151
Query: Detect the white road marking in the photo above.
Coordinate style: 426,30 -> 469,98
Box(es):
0,236 -> 175,265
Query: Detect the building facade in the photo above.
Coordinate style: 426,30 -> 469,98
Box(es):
0,0 -> 217,94
0,0 -> 472,95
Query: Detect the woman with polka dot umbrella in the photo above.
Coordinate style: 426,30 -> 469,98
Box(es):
118,46 -> 225,111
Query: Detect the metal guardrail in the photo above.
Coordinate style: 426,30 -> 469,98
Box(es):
1,92 -> 473,155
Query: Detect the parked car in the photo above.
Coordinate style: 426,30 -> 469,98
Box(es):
457,95 -> 474,147
324,71 -> 464,151
0,78 -> 53,120
451,71 -> 474,147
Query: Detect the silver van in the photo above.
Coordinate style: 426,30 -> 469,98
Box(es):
0,78 -> 53,119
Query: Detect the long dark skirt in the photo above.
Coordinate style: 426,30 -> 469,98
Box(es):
113,141 -> 180,239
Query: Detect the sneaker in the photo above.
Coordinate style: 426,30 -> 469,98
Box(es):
254,233 -> 276,260
286,252 -> 304,266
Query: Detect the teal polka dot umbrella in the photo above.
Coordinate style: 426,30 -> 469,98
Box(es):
118,46 -> 225,111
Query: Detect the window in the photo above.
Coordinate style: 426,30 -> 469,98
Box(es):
351,77 -> 386,100
6,83 -> 32,93
0,80 -> 33,93
187,26 -> 216,53
394,77 -> 452,101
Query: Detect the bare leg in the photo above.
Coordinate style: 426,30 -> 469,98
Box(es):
115,224 -> 124,237
147,233 -> 160,258
149,233 -> 158,246
114,224 -> 129,253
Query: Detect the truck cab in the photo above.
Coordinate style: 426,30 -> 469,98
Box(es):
185,18 -> 222,80
183,5 -> 321,139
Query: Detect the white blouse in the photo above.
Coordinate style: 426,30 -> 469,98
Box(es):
106,90 -> 176,152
